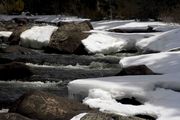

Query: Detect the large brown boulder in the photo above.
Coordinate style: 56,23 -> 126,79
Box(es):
81,113 -> 144,120
0,113 -> 32,120
48,21 -> 92,54
11,91 -> 91,120
0,62 -> 32,80
117,65 -> 158,76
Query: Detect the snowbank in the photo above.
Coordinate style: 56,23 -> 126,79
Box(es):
121,51 -> 180,74
20,25 -> 58,49
68,73 -> 180,120
136,28 -> 180,52
0,31 -> 12,38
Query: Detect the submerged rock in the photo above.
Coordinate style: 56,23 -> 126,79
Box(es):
11,91 -> 91,120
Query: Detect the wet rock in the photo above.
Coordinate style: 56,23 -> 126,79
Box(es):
117,65 -> 157,76
0,113 -> 32,120
11,91 -> 91,120
81,113 -> 144,120
0,62 -> 32,80
48,21 -> 92,54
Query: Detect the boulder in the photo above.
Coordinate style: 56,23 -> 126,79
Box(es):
48,21 -> 92,54
0,62 -> 32,80
11,91 -> 91,120
81,113 -> 144,120
0,113 -> 32,120
117,65 -> 157,76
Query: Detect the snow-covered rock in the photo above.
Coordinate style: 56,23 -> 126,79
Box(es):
82,33 -> 128,54
20,25 -> 58,49
136,28 -> 180,52
121,51 -> 180,74
68,73 -> 180,120
0,31 -> 12,38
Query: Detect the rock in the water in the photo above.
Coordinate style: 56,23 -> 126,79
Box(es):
11,91 -> 91,120
117,65 -> 157,76
48,21 -> 91,54
0,62 -> 32,80
0,113 -> 32,120
81,113 -> 144,120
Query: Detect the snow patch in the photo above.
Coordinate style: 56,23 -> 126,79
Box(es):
20,25 -> 58,49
